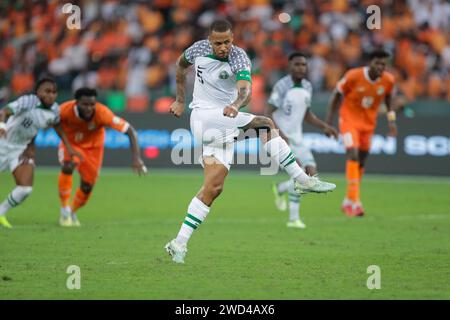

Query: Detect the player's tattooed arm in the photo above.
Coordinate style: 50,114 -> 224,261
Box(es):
224,80 -> 252,118
0,107 -> 13,138
125,125 -> 147,176
325,89 -> 342,125
170,54 -> 192,118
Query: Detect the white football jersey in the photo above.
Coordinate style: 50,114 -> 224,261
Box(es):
184,40 -> 252,109
268,76 -> 313,144
1,94 -> 60,152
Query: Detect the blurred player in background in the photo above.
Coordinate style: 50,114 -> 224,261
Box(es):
326,50 -> 398,217
0,78 -> 79,228
57,87 -> 147,227
165,20 -> 336,264
268,52 -> 338,229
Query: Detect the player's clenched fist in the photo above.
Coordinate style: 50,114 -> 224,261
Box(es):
223,105 -> 239,118
169,100 -> 185,117
324,125 -> 339,139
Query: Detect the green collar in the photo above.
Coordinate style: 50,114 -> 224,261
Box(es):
206,54 -> 228,62
36,103 -> 52,110
292,78 -> 303,88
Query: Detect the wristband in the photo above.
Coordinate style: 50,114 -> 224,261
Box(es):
0,122 -> 6,130
387,111 -> 396,122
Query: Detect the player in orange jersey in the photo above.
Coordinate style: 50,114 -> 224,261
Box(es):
325,50 -> 398,217
57,87 -> 147,227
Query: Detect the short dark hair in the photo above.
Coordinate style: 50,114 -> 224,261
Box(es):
209,19 -> 232,34
369,49 -> 390,60
35,77 -> 57,92
288,52 -> 308,61
74,87 -> 97,100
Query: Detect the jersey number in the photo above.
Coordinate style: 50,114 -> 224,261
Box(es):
21,117 -> 33,128
197,65 -> 205,84
361,96 -> 374,109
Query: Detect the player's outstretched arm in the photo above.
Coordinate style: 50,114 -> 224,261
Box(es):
223,80 -> 252,118
325,89 -> 342,125
0,106 -> 13,138
53,123 -> 83,161
125,125 -> 147,176
384,93 -> 398,137
304,109 -> 339,139
169,54 -> 192,118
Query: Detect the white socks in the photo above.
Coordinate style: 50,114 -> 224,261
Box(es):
277,180 -> 293,194
176,197 -> 210,246
0,186 -> 33,216
288,181 -> 301,221
264,136 -> 310,185
61,206 -> 71,218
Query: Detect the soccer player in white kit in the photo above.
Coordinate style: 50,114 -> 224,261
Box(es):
267,53 -> 339,229
0,78 -> 80,228
165,20 -> 336,263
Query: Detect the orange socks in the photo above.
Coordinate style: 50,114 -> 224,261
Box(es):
58,173 -> 73,207
346,160 -> 360,202
71,188 -> 91,213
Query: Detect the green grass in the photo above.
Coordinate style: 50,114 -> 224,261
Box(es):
0,168 -> 449,299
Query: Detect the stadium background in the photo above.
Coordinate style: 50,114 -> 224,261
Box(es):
1,0 -> 449,175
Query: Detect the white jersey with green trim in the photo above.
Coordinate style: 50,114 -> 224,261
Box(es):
184,40 -> 252,109
1,94 -> 60,152
268,76 -> 313,144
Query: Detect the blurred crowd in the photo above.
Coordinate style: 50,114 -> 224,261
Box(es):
0,0 -> 449,111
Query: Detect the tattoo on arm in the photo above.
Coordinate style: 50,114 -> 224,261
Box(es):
231,85 -> 251,110
175,55 -> 191,103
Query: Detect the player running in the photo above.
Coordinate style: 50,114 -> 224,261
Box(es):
165,20 -> 336,263
0,78 -> 79,228
268,52 -> 338,229
57,87 -> 147,227
325,50 -> 398,217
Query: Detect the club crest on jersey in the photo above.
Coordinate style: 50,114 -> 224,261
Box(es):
377,86 -> 385,95
112,116 -> 121,125
88,122 -> 96,130
75,132 -> 84,142
219,70 -> 229,80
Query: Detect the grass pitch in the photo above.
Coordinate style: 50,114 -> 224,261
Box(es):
0,168 -> 449,299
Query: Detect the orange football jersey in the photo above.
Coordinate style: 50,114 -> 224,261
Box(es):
59,100 -> 129,148
337,67 -> 395,131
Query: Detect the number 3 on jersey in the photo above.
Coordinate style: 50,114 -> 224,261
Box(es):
361,96 -> 374,109
197,65 -> 205,84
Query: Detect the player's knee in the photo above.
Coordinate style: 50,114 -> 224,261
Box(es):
80,182 -> 93,194
346,150 -> 359,161
250,116 -> 274,131
259,116 -> 275,129
61,163 -> 74,175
